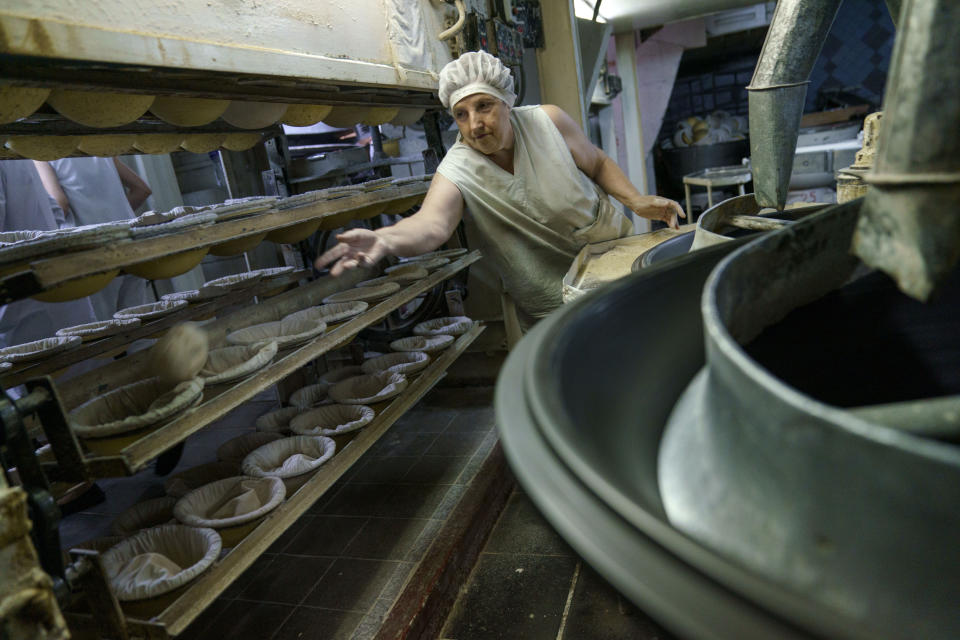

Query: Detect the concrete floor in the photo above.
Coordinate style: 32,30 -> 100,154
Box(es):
439,490 -> 675,640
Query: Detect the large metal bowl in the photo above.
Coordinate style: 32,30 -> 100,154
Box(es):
497,239 -> 873,639
497,198 -> 958,639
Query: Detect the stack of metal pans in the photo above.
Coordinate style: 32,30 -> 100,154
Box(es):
496,198 -> 959,639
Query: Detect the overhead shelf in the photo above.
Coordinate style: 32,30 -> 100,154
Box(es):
41,252 -> 480,478
0,1 -> 452,96
0,181 -> 429,305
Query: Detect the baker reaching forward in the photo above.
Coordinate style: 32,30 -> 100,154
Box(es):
316,50 -> 684,324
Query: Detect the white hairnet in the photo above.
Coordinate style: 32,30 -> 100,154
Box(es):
438,51 -> 517,111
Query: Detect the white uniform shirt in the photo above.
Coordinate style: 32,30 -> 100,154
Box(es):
0,160 -> 97,348
48,157 -> 148,319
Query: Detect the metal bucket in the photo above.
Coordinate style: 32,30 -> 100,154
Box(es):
661,199 -> 960,637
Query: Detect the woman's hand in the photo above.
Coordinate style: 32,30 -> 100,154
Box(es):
314,229 -> 390,276
629,196 -> 686,230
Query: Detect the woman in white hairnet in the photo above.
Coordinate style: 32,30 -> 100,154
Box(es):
317,50 -> 684,327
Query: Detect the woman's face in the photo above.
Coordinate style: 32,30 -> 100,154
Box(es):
452,93 -> 513,156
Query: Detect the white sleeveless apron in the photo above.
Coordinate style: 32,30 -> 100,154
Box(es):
437,105 -> 632,318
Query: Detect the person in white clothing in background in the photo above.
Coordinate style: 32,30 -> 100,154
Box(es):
316,50 -> 684,331
35,157 -> 153,320
0,160 -> 97,349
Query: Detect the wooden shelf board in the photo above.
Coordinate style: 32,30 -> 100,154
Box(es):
152,322 -> 485,637
81,252 -> 481,477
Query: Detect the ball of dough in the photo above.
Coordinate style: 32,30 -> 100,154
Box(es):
149,323 -> 209,385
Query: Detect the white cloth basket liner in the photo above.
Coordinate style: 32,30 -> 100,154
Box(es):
288,383 -> 331,409
362,351 -> 431,375
102,524 -> 221,601
69,377 -> 205,438
328,372 -> 408,405
202,272 -> 264,291
241,435 -> 336,480
0,336 -> 81,363
413,316 -> 474,337
174,476 -> 285,528
56,317 -> 141,339
315,301 -> 369,323
225,315 -> 325,349
114,300 -> 188,320
389,334 -> 454,354
289,404 -> 375,436
200,342 -> 277,384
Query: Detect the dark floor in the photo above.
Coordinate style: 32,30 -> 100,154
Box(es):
439,490 -> 676,640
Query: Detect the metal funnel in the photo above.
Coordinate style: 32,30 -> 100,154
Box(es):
747,0 -> 842,210
852,0 -> 960,301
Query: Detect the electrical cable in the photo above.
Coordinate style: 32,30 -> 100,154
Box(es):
438,0 -> 467,41
592,0 -> 603,22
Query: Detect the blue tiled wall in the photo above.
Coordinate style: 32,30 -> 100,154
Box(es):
806,0 -> 895,111
658,0 -> 896,144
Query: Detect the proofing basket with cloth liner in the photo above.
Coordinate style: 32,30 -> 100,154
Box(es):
241,435 -> 336,493
110,497 -> 178,537
362,351 -> 430,376
114,299 -> 188,321
216,432 -> 283,466
288,382 -> 331,410
389,334 -> 454,354
0,336 -> 80,364
321,281 -> 400,305
56,317 -> 141,341
249,266 -> 295,280
328,372 -> 408,407
102,524 -> 221,618
201,271 -> 264,292
255,406 -> 302,434
200,342 -> 278,385
311,301 -> 369,324
162,286 -> 227,303
225,314 -> 326,350
164,460 -> 238,499
69,377 -> 205,453
174,476 -> 285,548
413,316 -> 474,337
318,365 -> 365,386
289,404 -> 376,437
